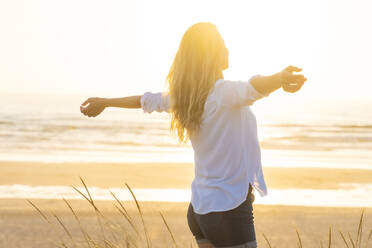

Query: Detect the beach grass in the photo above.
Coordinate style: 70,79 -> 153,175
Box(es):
26,178 -> 372,248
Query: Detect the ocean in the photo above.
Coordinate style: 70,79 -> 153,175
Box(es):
1,93 -> 371,168
0,93 -> 371,206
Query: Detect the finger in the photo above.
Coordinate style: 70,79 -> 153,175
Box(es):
287,66 -> 302,72
281,72 -> 305,84
92,107 -> 104,117
295,78 -> 307,85
81,106 -> 87,115
287,78 -> 306,86
292,83 -> 304,92
282,82 -> 292,91
285,81 -> 304,89
291,81 -> 304,87
283,83 -> 296,92
80,105 -> 86,114
88,107 -> 100,117
86,108 -> 94,117
81,98 -> 91,106
283,81 -> 303,92
285,66 -> 302,73
288,82 -> 304,92
93,109 -> 102,117
290,74 -> 306,80
81,106 -> 89,114
284,86 -> 298,93
285,74 -> 306,83
84,105 -> 92,116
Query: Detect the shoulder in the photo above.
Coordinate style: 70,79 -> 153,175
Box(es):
211,78 -> 244,99
209,78 -> 230,97
213,78 -> 245,93
210,75 -> 266,107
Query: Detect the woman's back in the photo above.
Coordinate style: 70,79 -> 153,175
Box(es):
140,76 -> 269,214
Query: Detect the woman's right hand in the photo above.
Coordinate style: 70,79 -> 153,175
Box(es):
80,97 -> 107,117
279,66 -> 307,93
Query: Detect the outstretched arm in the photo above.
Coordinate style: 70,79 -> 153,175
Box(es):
104,96 -> 141,108
80,95 -> 141,117
251,65 -> 307,96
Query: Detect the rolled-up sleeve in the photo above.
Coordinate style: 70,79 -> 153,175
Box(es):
140,92 -> 170,113
217,75 -> 268,107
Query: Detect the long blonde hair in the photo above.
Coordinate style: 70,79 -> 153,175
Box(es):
167,22 -> 228,143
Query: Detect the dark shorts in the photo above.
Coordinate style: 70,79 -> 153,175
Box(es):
187,184 -> 256,248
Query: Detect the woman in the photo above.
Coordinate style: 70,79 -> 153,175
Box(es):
80,22 -> 307,248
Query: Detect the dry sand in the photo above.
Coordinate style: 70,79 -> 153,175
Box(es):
0,199 -> 371,248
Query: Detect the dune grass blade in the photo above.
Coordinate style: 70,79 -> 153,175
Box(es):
62,198 -> 94,248
262,232 -> 273,248
356,209 -> 364,248
328,226 -> 332,248
79,176 -> 94,203
296,229 -> 303,248
365,229 -> 372,248
26,199 -> 50,223
26,200 -> 70,248
126,236 -> 139,248
74,178 -> 124,245
125,237 -> 130,248
339,231 -> 350,248
103,238 -> 118,248
125,183 -> 151,248
73,180 -> 116,227
72,186 -> 95,208
348,232 -> 356,248
73,184 -> 106,242
72,186 -> 98,211
114,204 -> 139,235
159,211 -> 178,248
110,190 -> 141,237
110,191 -> 130,217
73,179 -> 125,245
51,210 -> 76,248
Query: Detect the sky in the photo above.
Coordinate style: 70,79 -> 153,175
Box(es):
0,0 -> 371,104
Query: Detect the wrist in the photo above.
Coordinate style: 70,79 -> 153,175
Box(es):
272,72 -> 282,90
100,98 -> 110,108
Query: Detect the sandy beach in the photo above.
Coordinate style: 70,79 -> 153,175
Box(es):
0,161 -> 372,247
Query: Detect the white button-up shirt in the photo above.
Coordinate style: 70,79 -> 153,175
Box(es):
140,75 -> 268,214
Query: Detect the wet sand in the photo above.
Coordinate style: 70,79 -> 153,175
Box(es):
1,161 -> 372,189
